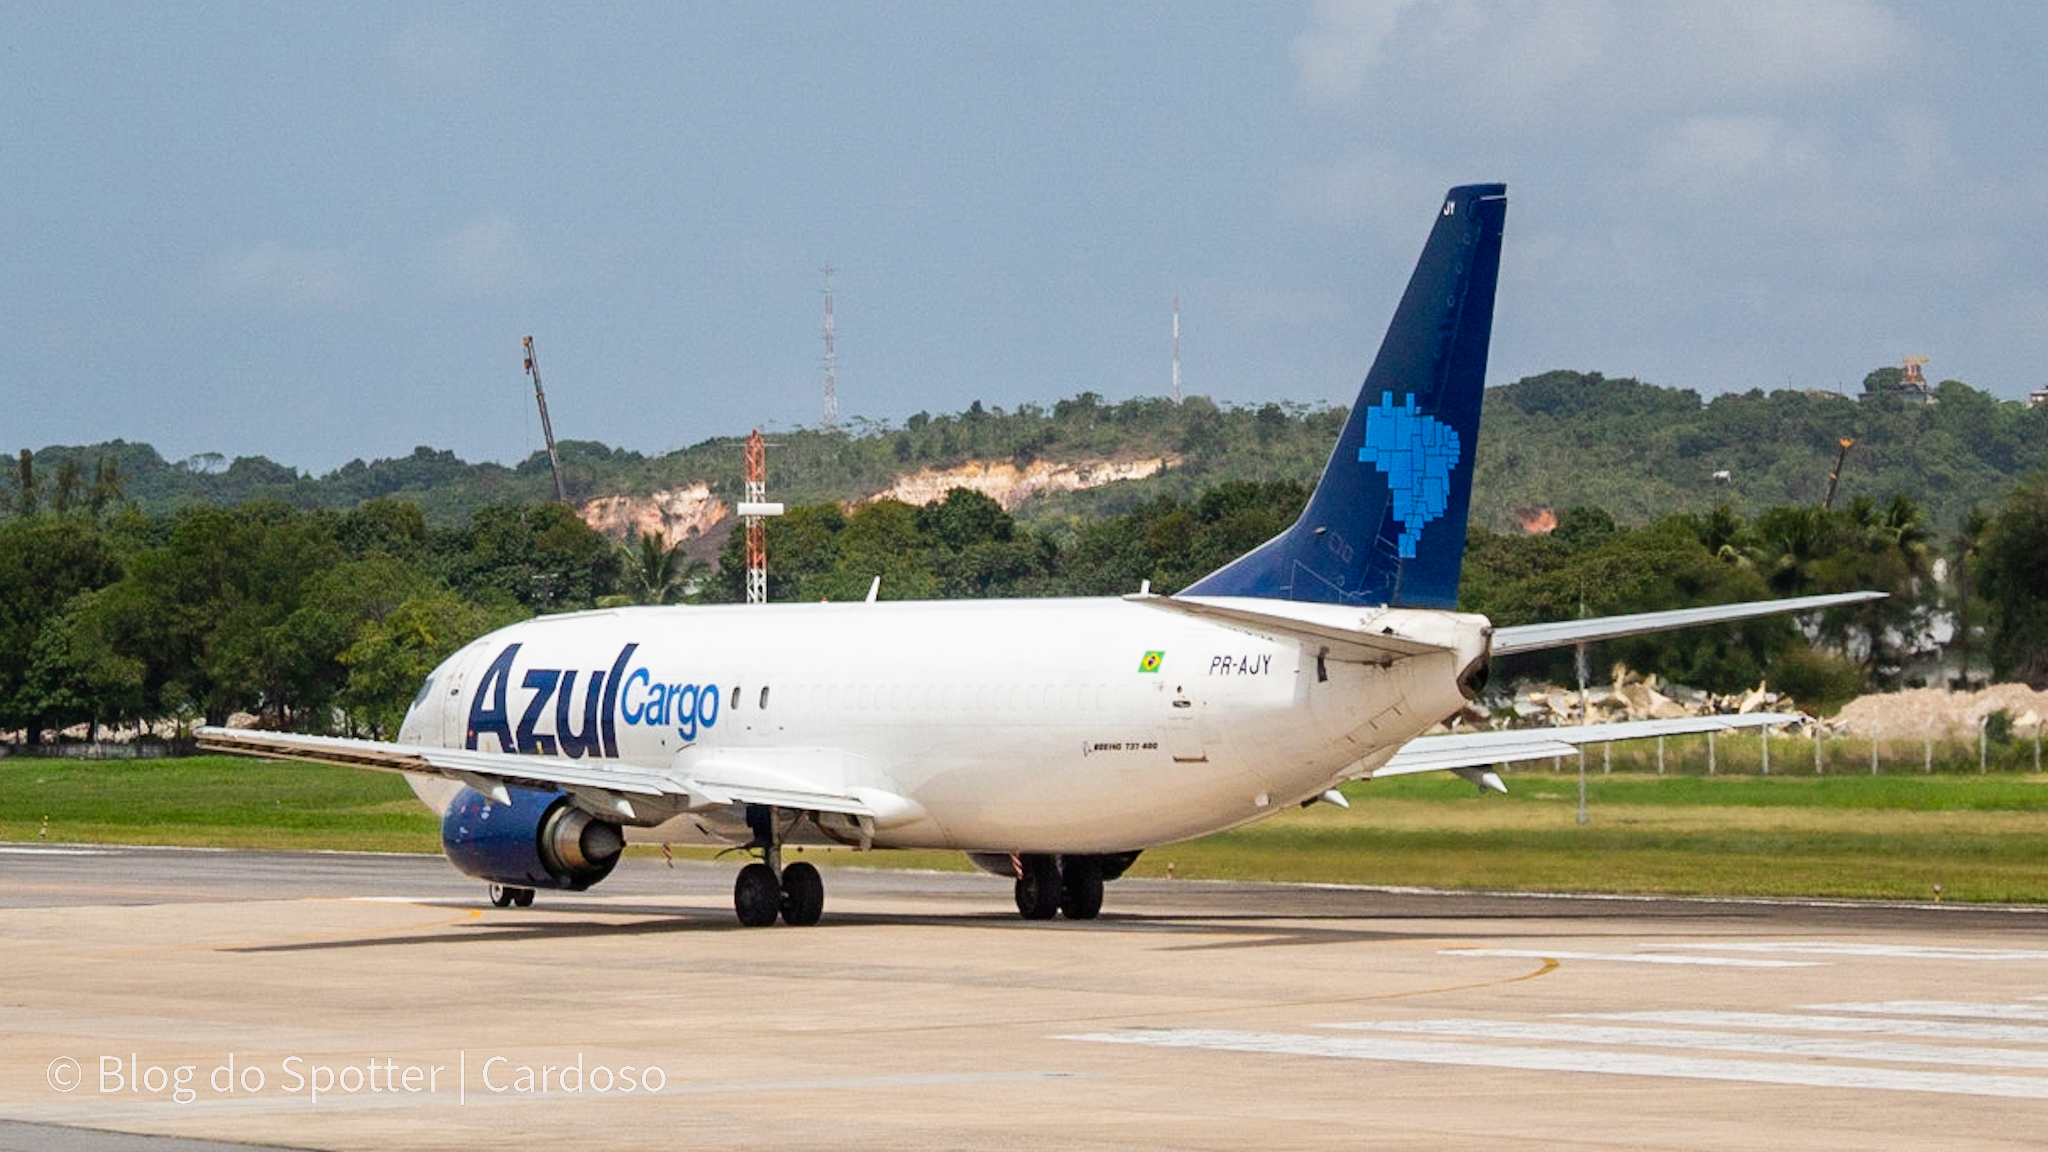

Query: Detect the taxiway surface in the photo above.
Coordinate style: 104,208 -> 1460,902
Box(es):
3,844 -> 2046,1150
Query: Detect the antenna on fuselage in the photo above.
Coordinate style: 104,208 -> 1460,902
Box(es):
521,335 -> 569,505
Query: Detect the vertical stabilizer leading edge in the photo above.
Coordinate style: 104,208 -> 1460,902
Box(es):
1184,183 -> 1506,609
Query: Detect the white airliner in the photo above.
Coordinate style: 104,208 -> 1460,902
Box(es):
201,184 -> 1878,927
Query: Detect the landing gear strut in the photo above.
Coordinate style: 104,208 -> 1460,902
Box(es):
732,805 -> 825,927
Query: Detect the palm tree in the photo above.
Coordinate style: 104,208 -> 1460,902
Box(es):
626,530 -> 681,605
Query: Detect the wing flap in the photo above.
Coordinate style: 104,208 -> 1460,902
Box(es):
199,726 -> 680,799
200,727 -> 906,823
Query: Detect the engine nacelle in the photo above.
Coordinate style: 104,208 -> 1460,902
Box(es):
441,786 -> 625,891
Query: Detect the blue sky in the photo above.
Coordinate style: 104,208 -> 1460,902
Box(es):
5,3 -> 2045,473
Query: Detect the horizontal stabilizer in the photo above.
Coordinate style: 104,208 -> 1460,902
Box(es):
1491,591 -> 1886,657
1371,712 -> 1802,779
1128,593 -> 1453,665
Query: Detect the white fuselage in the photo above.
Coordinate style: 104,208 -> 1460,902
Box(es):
396,598 -> 1487,854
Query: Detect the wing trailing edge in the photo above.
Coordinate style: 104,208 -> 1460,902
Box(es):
195,726 -> 908,826
1371,712 -> 1803,784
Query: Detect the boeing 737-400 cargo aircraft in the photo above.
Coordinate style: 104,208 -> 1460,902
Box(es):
201,185 -> 1878,926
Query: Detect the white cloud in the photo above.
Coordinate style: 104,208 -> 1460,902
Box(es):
1642,115 -> 1825,197
431,214 -> 541,296
1278,148 -> 1454,237
1291,0 -> 1909,125
1291,0 -> 1425,104
212,242 -> 368,307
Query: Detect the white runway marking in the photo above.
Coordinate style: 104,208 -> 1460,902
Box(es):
1439,947 -> 1820,968
1320,1018 -> 2048,1070
1674,941 -> 2048,961
1066,999 -> 2048,1100
1809,1001 -> 2048,1023
1573,1010 -> 2048,1045
1062,1028 -> 2048,1099
0,846 -> 112,855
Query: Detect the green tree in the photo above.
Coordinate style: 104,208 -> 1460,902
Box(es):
95,502 -> 343,726
339,588 -> 520,737
0,517 -> 124,740
452,503 -> 622,611
1977,476 -> 2048,687
23,589 -> 146,739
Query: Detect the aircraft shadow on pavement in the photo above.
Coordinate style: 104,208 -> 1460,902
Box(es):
216,901 -> 1696,954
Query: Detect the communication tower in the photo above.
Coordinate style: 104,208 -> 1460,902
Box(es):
821,264 -> 838,430
1171,297 -> 1182,405
736,430 -> 785,604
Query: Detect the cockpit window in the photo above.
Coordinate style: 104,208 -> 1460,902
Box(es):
410,676 -> 435,712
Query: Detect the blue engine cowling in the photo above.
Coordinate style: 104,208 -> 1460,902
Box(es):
441,786 -> 625,891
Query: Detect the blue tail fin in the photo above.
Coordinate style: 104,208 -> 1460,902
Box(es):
1183,183 -> 1505,609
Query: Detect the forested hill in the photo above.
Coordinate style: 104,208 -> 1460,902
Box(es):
17,371 -> 2047,530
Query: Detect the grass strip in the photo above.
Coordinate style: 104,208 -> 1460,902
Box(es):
2,757 -> 2044,903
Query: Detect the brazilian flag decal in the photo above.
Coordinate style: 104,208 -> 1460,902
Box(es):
1138,650 -> 1165,674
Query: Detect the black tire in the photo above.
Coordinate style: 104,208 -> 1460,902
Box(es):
488,884 -> 515,908
1060,857 -> 1104,920
1013,854 -> 1062,920
511,887 -> 536,908
734,863 -> 782,927
779,861 -> 825,927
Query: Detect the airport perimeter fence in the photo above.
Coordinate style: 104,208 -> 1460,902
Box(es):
0,739 -> 197,761
1542,726 -> 2047,778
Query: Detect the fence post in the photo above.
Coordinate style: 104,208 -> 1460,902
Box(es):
1871,735 -> 1879,776
1814,725 -> 1823,776
1708,729 -> 1717,776
1924,728 -> 1933,775
1657,735 -> 1666,776
1980,719 -> 1989,775
1760,728 -> 1770,776
1576,746 -> 1589,825
1603,742 -> 1611,775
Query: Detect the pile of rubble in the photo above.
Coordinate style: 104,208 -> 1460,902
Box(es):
1456,665 -> 1787,731
1830,684 -> 2048,740
1450,664 -> 2048,742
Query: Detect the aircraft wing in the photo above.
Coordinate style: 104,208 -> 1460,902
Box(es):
1370,712 -> 1801,788
1490,591 -> 1885,656
195,727 -> 885,824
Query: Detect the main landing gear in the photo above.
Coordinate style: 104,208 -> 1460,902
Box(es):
1012,854 -> 1105,921
488,884 -> 535,908
733,805 -> 824,928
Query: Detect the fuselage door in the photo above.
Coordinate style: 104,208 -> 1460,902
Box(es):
1163,685 -> 1208,763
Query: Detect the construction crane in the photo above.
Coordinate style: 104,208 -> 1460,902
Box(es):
1823,437 -> 1855,510
521,335 -> 569,505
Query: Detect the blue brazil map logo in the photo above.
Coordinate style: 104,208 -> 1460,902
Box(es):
1359,391 -> 1461,558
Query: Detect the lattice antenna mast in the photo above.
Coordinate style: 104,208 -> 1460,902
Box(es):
1171,297 -> 1182,405
821,264 -> 838,430
736,430 -> 785,604
521,335 -> 569,504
